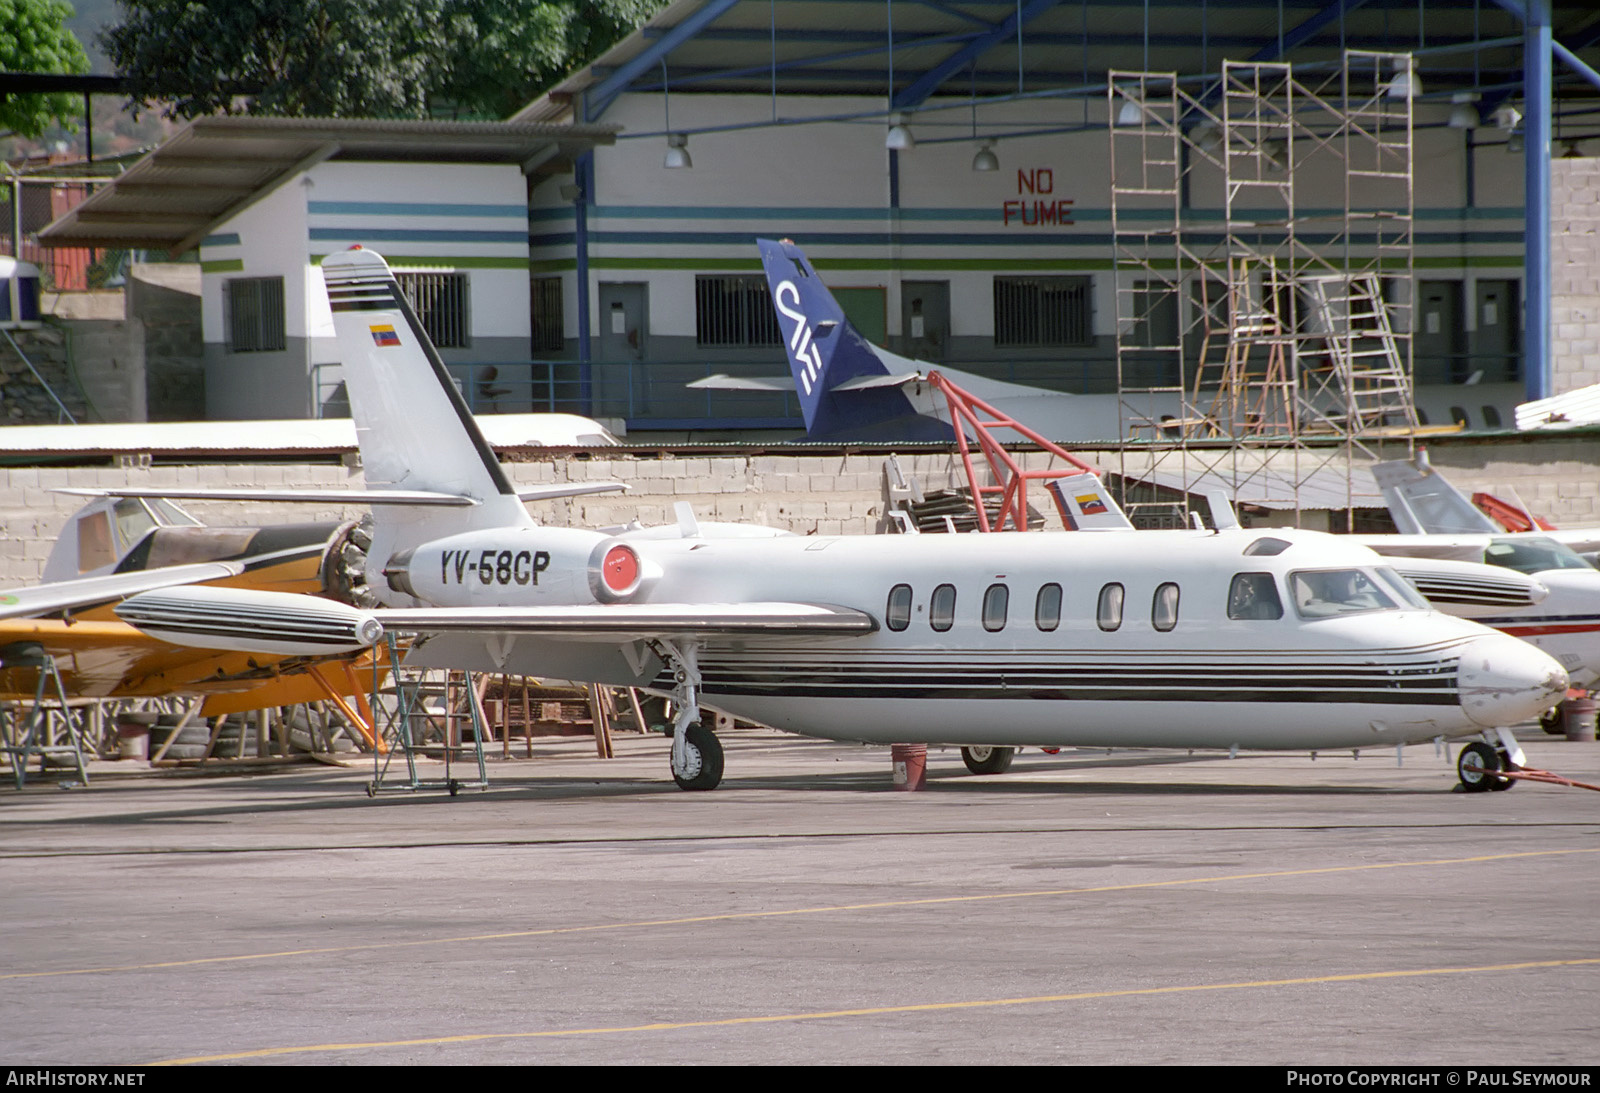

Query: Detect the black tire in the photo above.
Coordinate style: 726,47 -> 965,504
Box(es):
1457,741 -> 1504,793
1488,749 -> 1517,791
1540,707 -> 1565,736
961,745 -> 1015,775
672,722 -> 724,791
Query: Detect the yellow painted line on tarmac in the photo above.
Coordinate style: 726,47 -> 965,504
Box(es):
149,956 -> 1600,1065
6,846 -> 1597,983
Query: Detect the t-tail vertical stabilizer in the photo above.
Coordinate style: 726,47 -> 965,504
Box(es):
756,237 -> 949,441
322,247 -> 535,570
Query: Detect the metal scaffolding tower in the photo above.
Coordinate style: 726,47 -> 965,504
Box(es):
1108,51 -> 1417,530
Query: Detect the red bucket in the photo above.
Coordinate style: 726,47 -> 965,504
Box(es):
890,743 -> 927,791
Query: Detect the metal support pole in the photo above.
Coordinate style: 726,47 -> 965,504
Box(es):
1524,0 -> 1552,402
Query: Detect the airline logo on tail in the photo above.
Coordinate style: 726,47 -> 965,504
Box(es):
1077,494 -> 1109,516
369,324 -> 400,348
771,281 -> 824,396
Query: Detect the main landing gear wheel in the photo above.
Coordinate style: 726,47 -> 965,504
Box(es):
961,745 -> 1015,775
670,722 -> 724,791
1457,741 -> 1511,793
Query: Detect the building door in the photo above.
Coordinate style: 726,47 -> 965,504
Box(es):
1470,279 -> 1520,383
1415,280 -> 1464,384
900,281 -> 949,361
597,282 -> 647,416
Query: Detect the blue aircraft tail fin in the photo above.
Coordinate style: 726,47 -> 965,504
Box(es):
756,238 -> 947,441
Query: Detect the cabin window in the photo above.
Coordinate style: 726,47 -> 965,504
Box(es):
1035,583 -> 1062,631
982,584 -> 1009,632
1151,582 -> 1180,632
930,583 -> 957,632
396,272 -> 471,349
1096,583 -> 1124,632
993,276 -> 1092,347
225,276 -> 286,353
1227,572 -> 1283,620
886,584 -> 913,631
1290,569 -> 1399,618
696,275 -> 781,346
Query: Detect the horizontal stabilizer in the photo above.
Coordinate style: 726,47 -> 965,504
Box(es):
56,482 -> 627,507
1046,473 -> 1132,531
686,374 -> 793,392
830,372 -> 923,392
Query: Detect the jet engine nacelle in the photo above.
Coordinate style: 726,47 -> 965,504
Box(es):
381,525 -> 659,608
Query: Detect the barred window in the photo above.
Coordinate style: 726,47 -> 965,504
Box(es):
396,271 -> 470,349
994,275 -> 1092,347
530,277 -> 563,353
225,277 -> 286,353
696,274 -> 780,347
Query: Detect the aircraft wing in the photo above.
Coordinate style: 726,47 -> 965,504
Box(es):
55,483 -> 628,506
375,602 -> 878,640
1356,534 -> 1491,563
0,561 -> 245,621
116,586 -> 876,656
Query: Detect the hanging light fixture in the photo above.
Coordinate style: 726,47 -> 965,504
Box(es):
1506,131 -> 1524,154
1191,122 -> 1223,155
971,140 -> 999,172
886,112 -> 915,150
1493,104 -> 1523,132
1387,56 -> 1421,100
1561,139 -> 1585,159
1447,92 -> 1481,130
1117,92 -> 1144,126
659,58 -> 692,168
663,132 -> 692,169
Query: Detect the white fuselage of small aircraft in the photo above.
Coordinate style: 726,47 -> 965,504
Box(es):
113,246 -> 1570,792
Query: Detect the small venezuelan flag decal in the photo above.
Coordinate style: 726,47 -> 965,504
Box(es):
1076,493 -> 1108,515
370,324 -> 400,347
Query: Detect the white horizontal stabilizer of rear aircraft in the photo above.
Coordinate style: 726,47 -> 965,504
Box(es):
116,246 -> 1570,795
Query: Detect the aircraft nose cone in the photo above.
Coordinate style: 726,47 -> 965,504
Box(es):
1458,634 -> 1569,728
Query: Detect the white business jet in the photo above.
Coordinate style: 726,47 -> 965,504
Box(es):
1357,453 -> 1600,694
113,248 -> 1567,794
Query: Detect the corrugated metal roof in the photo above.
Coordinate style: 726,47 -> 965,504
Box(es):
37,116 -> 618,253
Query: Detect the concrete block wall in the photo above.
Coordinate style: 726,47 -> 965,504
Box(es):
1551,158 -> 1600,393
1,439 -> 1597,586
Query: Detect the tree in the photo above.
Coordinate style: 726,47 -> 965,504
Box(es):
101,0 -> 668,121
0,0 -> 92,139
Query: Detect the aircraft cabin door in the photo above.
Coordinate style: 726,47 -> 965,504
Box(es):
1415,280 -> 1464,384
1470,279 -> 1519,384
597,282 -> 648,417
901,281 -> 949,361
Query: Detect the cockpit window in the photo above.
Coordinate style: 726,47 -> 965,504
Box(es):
1290,569 -> 1400,618
147,498 -> 202,528
112,498 -> 159,553
1227,572 -> 1283,620
1484,537 -> 1596,575
1243,537 -> 1292,557
1371,566 -> 1431,610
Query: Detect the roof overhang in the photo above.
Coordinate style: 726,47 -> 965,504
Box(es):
37,115 -> 618,254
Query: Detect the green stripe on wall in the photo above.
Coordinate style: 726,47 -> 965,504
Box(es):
308,254 -> 528,269
200,259 -> 245,273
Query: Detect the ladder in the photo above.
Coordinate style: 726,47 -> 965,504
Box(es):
1297,272 -> 1417,431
